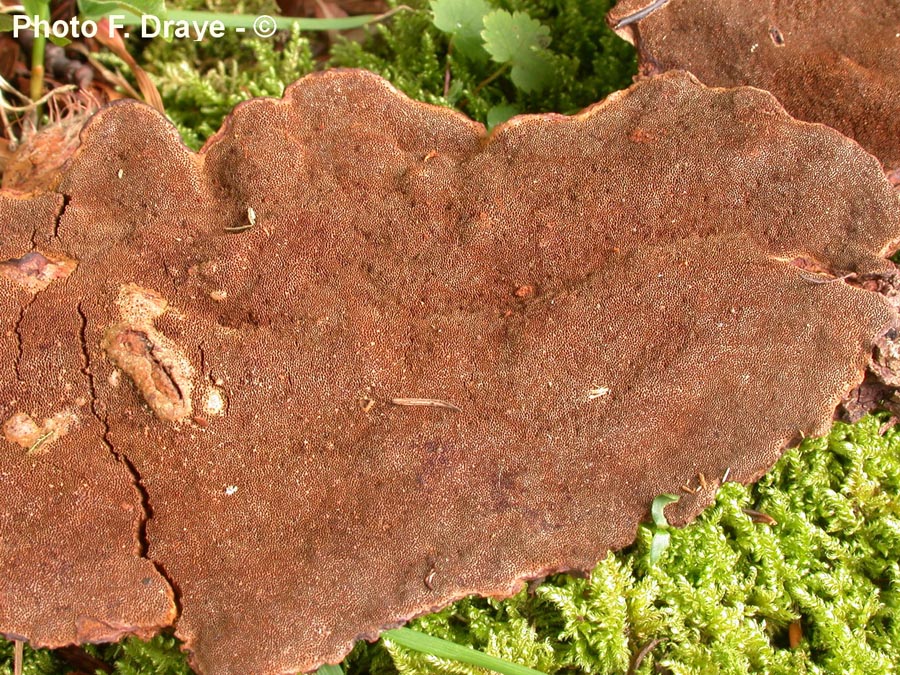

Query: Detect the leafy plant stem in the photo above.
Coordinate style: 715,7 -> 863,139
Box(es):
443,40 -> 453,97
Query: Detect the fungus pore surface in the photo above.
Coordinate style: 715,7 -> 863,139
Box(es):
2,70 -> 900,675
608,0 -> 900,177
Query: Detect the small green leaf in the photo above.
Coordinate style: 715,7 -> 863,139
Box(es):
431,0 -> 490,60
77,0 -> 166,21
480,10 -> 550,62
649,530 -> 671,565
315,665 -> 344,675
486,103 -> 518,129
480,10 -> 553,93
48,34 -> 71,46
650,493 -> 680,529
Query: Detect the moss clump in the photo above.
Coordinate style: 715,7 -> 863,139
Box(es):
379,415 -> 900,674
8,416 -> 897,674
89,634 -> 194,675
138,0 -> 315,148
144,0 -> 636,147
330,0 -> 636,124
0,643 -> 62,675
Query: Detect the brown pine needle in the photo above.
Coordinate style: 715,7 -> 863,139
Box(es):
390,397 -> 461,413
788,619 -> 803,648
798,272 -> 855,285
14,640 -> 23,675
614,0 -> 670,29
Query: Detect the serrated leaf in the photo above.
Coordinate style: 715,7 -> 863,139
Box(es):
650,493 -> 680,528
430,0 -> 490,61
480,10 -> 550,62
480,10 -> 553,93
77,0 -> 166,21
431,0 -> 488,40
486,104 -> 518,129
508,52 -> 553,93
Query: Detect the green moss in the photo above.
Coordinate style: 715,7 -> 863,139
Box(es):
330,0 -> 636,123
0,642 -> 63,675
381,415 -> 900,674
92,634 -> 194,675
139,0 -> 315,148
5,417 -> 900,675
145,0 -> 635,146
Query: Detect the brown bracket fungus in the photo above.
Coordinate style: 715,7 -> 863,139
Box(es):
2,69 -> 900,674
608,0 -> 900,179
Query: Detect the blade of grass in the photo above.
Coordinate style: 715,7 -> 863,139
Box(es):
648,494 -> 680,564
27,1 -> 50,102
383,627 -> 547,675
650,493 -> 679,528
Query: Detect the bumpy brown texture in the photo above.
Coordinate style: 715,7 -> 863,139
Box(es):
2,70 -> 900,674
0,193 -> 177,646
609,0 -> 900,172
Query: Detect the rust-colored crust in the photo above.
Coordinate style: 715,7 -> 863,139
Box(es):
0,191 -> 177,646
608,0 -> 900,172
2,69 -> 899,674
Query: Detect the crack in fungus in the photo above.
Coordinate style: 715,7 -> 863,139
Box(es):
2,70 -> 899,675
11,302 -> 29,383
51,195 -> 71,243
76,302 -> 182,621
